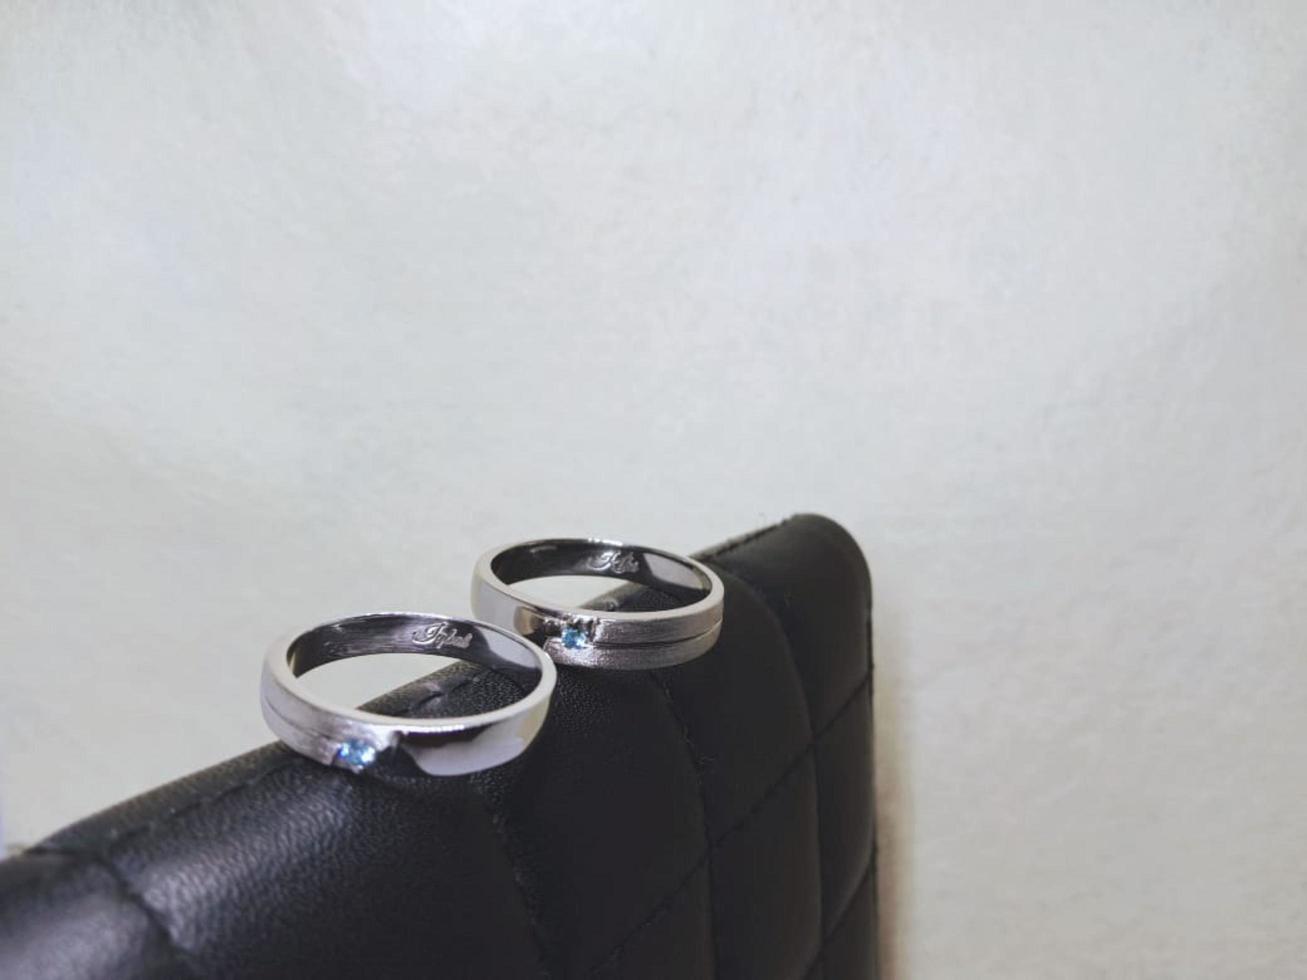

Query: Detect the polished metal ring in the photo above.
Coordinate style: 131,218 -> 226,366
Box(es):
260,612 -> 555,776
471,539 -> 725,669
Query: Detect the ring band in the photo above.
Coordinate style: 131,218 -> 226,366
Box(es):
470,539 -> 725,669
260,612 -> 556,776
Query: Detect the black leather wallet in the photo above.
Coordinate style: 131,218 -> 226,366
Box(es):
0,514 -> 876,979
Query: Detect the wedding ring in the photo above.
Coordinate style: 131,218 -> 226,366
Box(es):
471,539 -> 725,669
260,613 -> 555,776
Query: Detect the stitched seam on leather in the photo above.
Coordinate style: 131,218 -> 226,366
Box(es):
469,786 -> 552,979
588,671 -> 870,975
42,670 -> 511,859
647,673 -> 721,979
789,516 -> 876,975
23,674 -> 532,978
586,515 -> 805,975
405,670 -> 491,713
21,672 -> 510,897
104,756 -> 308,851
721,563 -> 827,967
805,854 -> 874,975
693,515 -> 795,562
28,846 -> 201,978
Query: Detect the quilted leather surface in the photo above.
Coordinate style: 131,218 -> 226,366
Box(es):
0,515 -> 875,979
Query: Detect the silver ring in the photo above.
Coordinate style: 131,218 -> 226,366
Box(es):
260,612 -> 556,776
470,539 -> 725,669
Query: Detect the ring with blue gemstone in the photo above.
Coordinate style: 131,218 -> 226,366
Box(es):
471,538 -> 725,670
260,613 -> 556,776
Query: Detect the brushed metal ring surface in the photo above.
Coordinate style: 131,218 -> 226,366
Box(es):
260,612 -> 555,776
471,539 -> 725,669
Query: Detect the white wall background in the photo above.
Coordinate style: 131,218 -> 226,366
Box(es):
3,2 -> 1305,976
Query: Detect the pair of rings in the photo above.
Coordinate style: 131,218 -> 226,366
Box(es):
260,538 -> 724,777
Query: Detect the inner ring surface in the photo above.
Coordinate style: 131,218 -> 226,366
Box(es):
287,613 -> 545,690
491,540 -> 710,606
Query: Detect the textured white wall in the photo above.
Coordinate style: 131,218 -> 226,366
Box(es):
3,2 -> 1305,976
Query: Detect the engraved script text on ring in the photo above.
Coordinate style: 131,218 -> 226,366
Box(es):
587,550 -> 640,574
412,623 -> 474,649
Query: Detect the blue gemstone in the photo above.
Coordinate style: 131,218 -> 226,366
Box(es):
560,626 -> 588,650
335,739 -> 378,770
